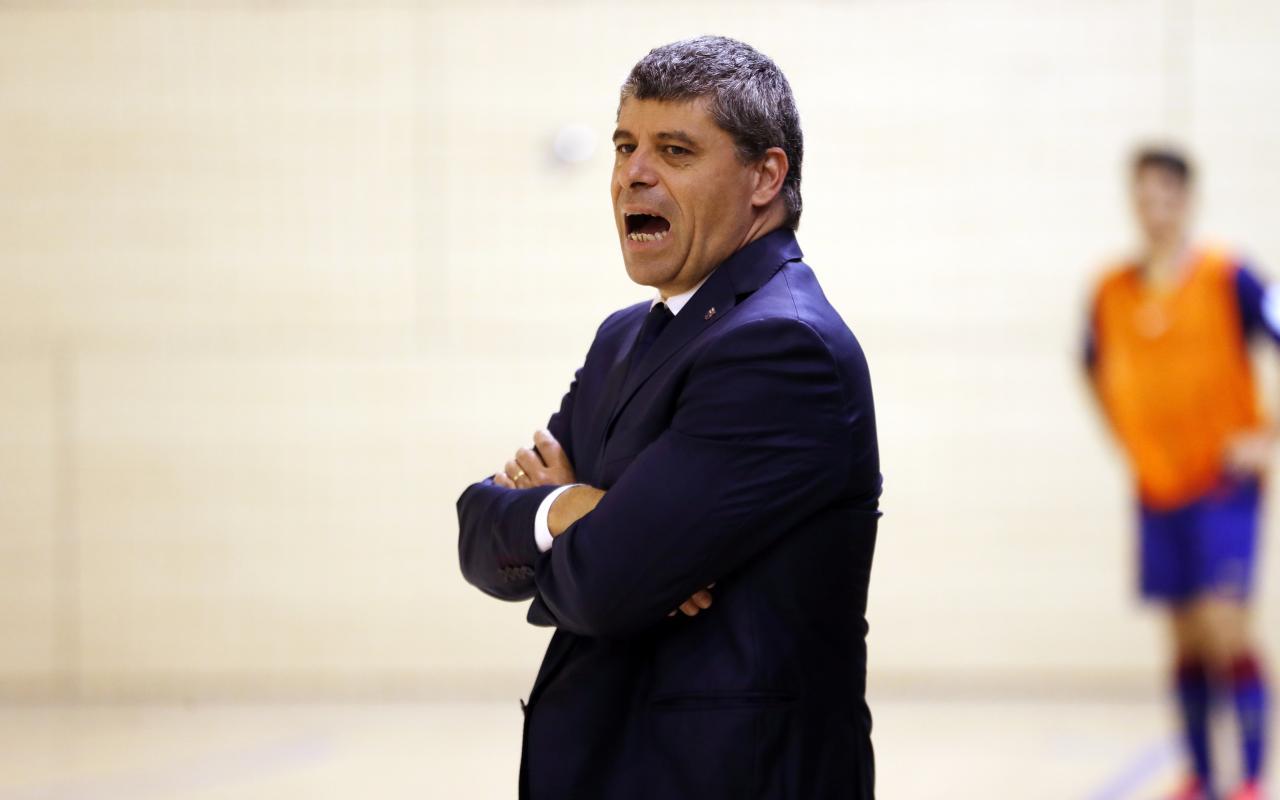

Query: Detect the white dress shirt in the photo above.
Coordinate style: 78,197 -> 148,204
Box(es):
532,274 -> 713,552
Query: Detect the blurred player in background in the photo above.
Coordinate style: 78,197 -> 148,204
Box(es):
1085,147 -> 1272,800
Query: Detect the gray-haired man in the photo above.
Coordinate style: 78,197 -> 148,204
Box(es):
458,36 -> 881,799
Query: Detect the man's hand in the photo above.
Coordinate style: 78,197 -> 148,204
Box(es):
490,426 -> 604,537
668,584 -> 715,618
493,428 -> 576,489
548,485 -> 606,537
1225,428 -> 1275,476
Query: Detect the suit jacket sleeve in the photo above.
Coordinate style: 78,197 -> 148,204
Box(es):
456,362 -> 582,602
532,316 -> 860,639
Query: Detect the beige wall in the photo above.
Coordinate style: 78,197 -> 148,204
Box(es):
1,0 -> 1278,699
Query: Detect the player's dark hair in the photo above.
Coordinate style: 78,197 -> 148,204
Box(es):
1133,146 -> 1194,186
620,36 -> 804,231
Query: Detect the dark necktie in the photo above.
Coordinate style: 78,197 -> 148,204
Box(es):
629,302 -> 675,370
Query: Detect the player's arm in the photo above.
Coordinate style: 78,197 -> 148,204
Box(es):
1234,262 -> 1280,347
1080,299 -> 1121,438
1225,263 -> 1280,474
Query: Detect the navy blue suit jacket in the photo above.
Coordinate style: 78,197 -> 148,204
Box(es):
458,228 -> 881,799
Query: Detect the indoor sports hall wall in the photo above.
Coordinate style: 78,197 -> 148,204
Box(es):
1,0 -> 1277,699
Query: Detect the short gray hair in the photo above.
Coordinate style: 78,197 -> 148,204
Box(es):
620,36 -> 804,231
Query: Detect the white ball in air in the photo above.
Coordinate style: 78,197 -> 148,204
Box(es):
551,124 -> 597,165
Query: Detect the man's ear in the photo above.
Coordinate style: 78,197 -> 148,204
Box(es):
750,147 -> 789,209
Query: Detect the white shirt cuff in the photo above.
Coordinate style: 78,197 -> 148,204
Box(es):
534,484 -> 580,553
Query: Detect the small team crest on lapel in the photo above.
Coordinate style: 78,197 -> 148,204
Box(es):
704,306 -> 717,320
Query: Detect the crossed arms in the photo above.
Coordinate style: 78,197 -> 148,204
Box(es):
490,429 -> 714,618
457,317 -> 854,639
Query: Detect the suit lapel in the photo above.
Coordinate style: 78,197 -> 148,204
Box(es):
579,307 -> 647,482
600,228 -> 804,445
603,281 -> 733,439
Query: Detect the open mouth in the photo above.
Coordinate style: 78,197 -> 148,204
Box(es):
624,212 -> 671,242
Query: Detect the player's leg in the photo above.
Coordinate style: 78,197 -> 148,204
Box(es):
1144,502 -> 1216,795
1171,602 -> 1216,797
1194,597 -> 1266,791
1191,479 -> 1267,798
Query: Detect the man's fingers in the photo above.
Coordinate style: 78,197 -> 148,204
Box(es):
534,429 -> 567,467
498,430 -> 575,491
533,429 -> 577,484
515,448 -> 544,481
493,471 -> 515,489
503,459 -> 527,487
669,587 -> 716,618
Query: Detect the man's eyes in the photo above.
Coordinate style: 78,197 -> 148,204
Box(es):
613,144 -> 692,156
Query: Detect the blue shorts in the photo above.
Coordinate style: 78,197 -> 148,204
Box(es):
1138,478 -> 1262,603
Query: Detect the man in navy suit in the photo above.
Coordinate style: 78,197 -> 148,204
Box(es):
457,35 -> 881,799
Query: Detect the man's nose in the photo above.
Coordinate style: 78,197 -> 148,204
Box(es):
620,148 -> 657,188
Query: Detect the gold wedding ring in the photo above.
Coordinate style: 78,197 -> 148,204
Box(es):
512,469 -> 526,483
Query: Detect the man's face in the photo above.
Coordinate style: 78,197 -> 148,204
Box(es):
611,97 -> 761,296
1132,165 -> 1191,244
